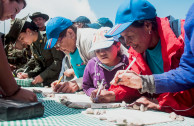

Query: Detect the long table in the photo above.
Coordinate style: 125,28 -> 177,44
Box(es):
1,87 -> 194,126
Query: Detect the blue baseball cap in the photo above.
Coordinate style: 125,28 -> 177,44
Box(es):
44,17 -> 73,50
72,16 -> 91,24
87,23 -> 101,29
98,17 -> 113,28
87,17 -> 113,29
105,0 -> 156,37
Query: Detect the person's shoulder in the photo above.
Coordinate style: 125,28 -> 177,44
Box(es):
87,57 -> 98,66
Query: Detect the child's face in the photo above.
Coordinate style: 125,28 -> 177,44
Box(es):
95,43 -> 120,66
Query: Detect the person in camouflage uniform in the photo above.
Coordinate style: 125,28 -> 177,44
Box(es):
4,43 -> 31,72
3,19 -> 32,72
6,17 -> 64,86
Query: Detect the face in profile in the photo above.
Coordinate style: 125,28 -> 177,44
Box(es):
17,29 -> 34,46
121,24 -> 152,53
55,29 -> 76,54
0,0 -> 24,21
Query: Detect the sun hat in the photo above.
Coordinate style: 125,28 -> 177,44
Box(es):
105,0 -> 156,37
6,15 -> 29,42
44,17 -> 73,50
89,29 -> 119,52
30,12 -> 49,21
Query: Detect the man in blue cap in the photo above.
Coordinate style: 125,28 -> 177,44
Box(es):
44,16 -> 129,93
87,17 -> 113,29
72,16 -> 91,28
107,0 -> 194,116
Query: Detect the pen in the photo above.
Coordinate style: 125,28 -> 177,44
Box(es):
96,79 -> 104,98
56,74 -> 64,85
22,67 -> 29,74
117,57 -> 136,83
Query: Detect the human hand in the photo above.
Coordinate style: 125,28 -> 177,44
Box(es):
17,72 -> 28,79
52,80 -> 79,93
64,69 -> 75,77
127,96 -> 160,110
32,75 -> 43,84
9,64 -> 16,71
110,70 -> 142,89
8,88 -> 38,102
90,89 -> 115,103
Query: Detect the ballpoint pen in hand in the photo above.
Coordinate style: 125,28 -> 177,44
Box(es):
93,79 -> 104,102
22,67 -> 29,74
117,57 -> 136,83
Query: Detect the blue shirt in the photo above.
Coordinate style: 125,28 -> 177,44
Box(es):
154,3 -> 194,93
146,40 -> 164,74
70,48 -> 86,78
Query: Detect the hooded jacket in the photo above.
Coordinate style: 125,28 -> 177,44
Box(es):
74,27 -> 129,89
83,54 -> 139,98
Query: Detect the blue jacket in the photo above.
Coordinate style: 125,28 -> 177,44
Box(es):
154,3 -> 194,93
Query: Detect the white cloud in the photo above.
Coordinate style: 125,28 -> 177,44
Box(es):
0,0 -> 97,34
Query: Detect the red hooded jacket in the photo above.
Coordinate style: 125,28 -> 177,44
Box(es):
109,17 -> 194,116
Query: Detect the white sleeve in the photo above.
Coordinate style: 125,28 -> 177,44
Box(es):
72,77 -> 83,90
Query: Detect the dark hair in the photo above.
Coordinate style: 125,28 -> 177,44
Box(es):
131,18 -> 157,31
21,21 -> 39,33
59,25 -> 77,38
10,0 -> 27,9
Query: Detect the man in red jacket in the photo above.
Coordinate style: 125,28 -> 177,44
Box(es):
105,0 -> 194,116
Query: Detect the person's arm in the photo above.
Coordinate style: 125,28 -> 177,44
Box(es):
0,41 -> 37,102
82,63 -> 96,96
0,41 -> 19,95
27,58 -> 42,78
39,47 -> 64,80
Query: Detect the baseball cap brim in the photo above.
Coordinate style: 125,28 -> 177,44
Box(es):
87,23 -> 101,29
44,38 -> 58,50
105,21 -> 134,38
89,39 -> 114,52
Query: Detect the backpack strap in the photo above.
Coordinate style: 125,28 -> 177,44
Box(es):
167,15 -> 182,38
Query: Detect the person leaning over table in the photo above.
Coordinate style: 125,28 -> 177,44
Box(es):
106,0 -> 194,116
58,16 -> 92,83
6,17 -> 64,86
0,0 -> 37,102
15,12 -> 50,73
44,17 -> 129,93
111,3 -> 194,94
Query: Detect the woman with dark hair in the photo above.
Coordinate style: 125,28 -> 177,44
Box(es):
0,0 -> 37,102
7,19 -> 64,86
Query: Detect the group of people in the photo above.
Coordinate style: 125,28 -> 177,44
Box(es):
0,0 -> 194,117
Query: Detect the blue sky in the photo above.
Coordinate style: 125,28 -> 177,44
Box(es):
0,0 -> 193,34
88,0 -> 194,24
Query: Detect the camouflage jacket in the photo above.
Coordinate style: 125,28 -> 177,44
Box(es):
21,31 -> 64,86
4,44 -> 31,69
